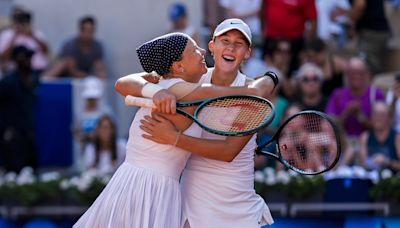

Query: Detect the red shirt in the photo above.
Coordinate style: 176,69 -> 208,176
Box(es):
263,0 -> 317,38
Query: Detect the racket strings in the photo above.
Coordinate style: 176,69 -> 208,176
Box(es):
279,113 -> 338,174
197,98 -> 273,133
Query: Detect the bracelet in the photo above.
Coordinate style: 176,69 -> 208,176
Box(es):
264,71 -> 279,89
173,130 -> 182,146
141,82 -> 164,98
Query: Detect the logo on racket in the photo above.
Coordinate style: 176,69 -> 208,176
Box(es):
219,102 -> 260,131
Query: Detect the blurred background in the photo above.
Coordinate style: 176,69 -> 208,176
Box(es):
0,0 -> 400,227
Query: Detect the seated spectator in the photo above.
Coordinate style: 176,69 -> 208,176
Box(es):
386,73 -> 400,133
294,63 -> 328,111
43,16 -> 107,79
75,76 -> 111,150
83,115 -> 125,173
303,38 -> 346,97
0,45 -> 39,172
168,3 -> 199,44
359,102 -> 400,172
265,39 -> 292,99
261,0 -> 317,75
326,57 -> 384,138
0,8 -> 49,75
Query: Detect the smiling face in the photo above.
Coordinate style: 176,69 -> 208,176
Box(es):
345,58 -> 370,91
299,68 -> 323,96
208,29 -> 251,74
172,38 -> 207,83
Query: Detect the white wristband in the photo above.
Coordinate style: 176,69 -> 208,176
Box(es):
141,82 -> 164,98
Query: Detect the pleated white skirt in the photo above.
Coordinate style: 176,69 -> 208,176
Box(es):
73,162 -> 182,228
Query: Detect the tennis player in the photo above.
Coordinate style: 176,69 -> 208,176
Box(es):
75,32 -> 274,228
116,19 -> 275,227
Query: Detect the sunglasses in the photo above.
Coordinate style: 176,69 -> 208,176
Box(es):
301,76 -> 320,83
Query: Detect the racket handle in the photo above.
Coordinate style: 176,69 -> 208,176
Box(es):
125,95 -> 156,108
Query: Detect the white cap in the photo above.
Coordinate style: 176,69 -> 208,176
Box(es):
213,18 -> 252,45
81,76 -> 104,99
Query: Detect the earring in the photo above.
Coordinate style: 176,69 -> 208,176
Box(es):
181,68 -> 184,73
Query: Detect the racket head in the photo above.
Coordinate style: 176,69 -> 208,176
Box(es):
193,95 -> 275,136
274,110 -> 341,175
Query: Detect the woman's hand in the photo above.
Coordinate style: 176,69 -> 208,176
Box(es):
152,90 -> 177,114
140,114 -> 180,145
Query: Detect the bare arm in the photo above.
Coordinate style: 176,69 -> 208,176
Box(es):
114,72 -> 155,97
141,114 -> 252,162
115,71 -> 275,99
349,0 -> 366,25
115,71 -> 275,114
65,58 -> 88,78
177,75 -> 274,101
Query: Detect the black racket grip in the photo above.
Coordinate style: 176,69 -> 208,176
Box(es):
264,71 -> 279,89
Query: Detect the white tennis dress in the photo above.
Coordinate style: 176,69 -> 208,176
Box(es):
181,68 -> 274,228
74,78 -> 201,228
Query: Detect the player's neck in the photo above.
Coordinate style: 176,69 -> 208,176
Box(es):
211,68 -> 238,86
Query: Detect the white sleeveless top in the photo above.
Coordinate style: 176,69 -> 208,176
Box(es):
125,78 -> 202,179
181,68 -> 274,227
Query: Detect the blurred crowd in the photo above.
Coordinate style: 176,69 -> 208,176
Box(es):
0,0 -> 400,176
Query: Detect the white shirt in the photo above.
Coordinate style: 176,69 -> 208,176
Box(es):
181,68 -> 273,228
219,0 -> 262,36
316,0 -> 350,41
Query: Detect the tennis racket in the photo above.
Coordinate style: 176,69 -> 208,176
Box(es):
256,110 -> 341,175
125,94 -> 275,136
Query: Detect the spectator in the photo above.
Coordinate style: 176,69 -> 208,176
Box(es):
219,0 -> 262,43
0,46 -> 39,172
386,73 -> 400,132
265,39 -> 292,98
350,0 -> 390,74
168,3 -> 200,44
359,102 -> 400,172
261,0 -> 317,75
75,76 -> 111,150
294,63 -> 328,111
202,0 -> 226,66
0,8 -> 49,75
326,57 -> 385,152
83,115 -> 125,174
303,38 -> 347,97
316,0 -> 351,48
243,39 -> 293,97
43,16 -> 107,79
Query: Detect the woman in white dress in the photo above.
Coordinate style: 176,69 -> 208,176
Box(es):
75,32 -> 273,228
